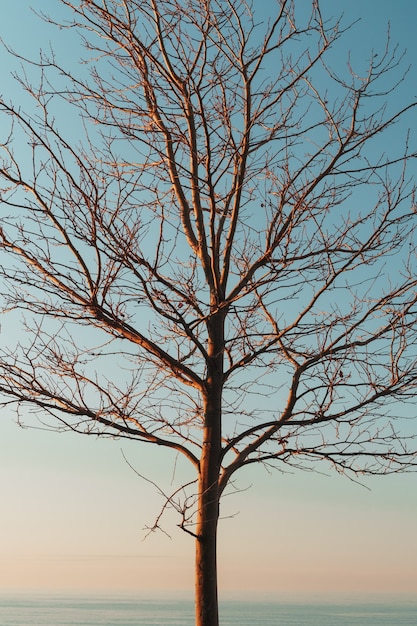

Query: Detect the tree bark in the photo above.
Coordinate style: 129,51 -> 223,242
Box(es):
195,434 -> 220,626
195,310 -> 224,626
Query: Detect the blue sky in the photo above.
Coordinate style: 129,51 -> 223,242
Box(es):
0,0 -> 416,599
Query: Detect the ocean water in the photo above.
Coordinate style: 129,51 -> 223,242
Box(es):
0,595 -> 416,625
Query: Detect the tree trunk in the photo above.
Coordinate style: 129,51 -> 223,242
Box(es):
195,383 -> 222,626
195,309 -> 223,626
195,448 -> 220,626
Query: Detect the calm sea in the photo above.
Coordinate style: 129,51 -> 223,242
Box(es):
0,595 -> 416,625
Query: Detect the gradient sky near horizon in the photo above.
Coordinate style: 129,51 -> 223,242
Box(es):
0,0 -> 416,599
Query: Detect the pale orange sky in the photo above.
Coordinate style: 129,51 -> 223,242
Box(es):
1,418 -> 416,597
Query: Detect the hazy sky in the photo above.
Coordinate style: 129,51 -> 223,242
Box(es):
0,0 -> 416,600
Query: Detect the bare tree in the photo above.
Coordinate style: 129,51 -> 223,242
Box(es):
1,1 -> 417,624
